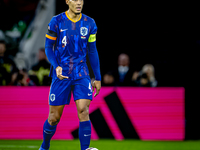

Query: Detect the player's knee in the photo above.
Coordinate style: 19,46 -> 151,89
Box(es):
48,114 -> 61,126
78,107 -> 89,121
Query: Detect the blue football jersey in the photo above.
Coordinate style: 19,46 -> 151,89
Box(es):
46,12 -> 97,80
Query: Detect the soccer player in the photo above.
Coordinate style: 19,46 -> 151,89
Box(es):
39,0 -> 101,150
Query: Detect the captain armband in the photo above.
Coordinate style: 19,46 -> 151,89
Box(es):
45,30 -> 57,48
46,29 -> 57,41
88,34 -> 96,43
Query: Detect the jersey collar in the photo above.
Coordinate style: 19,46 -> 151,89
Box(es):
65,11 -> 82,23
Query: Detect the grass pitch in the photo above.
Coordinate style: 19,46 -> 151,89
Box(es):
0,139 -> 200,150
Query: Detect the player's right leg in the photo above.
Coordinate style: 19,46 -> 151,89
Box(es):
39,105 -> 65,150
39,78 -> 72,150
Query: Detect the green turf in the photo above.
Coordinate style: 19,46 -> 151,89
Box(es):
0,140 -> 200,150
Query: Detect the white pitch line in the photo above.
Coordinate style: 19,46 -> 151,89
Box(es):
0,145 -> 38,148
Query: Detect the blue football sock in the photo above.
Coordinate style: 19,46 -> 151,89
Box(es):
79,120 -> 91,150
41,119 -> 57,150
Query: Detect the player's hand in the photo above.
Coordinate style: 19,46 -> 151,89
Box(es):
92,80 -> 101,97
56,66 -> 69,80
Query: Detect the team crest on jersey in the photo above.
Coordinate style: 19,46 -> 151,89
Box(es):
80,27 -> 88,36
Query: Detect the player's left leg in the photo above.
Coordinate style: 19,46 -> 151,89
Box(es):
73,77 -> 93,150
76,99 -> 91,150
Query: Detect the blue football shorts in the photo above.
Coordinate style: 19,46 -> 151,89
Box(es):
48,77 -> 93,106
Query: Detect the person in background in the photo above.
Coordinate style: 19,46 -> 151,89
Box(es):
102,71 -> 115,86
133,72 -> 151,87
132,64 -> 157,87
0,40 -> 18,85
29,48 -> 51,86
15,68 -> 35,86
142,64 -> 157,87
103,53 -> 136,86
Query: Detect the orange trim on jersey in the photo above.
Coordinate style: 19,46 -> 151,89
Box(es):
65,11 -> 82,23
46,34 -> 57,40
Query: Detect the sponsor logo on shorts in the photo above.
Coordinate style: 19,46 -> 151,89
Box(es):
50,94 -> 55,102
88,93 -> 92,96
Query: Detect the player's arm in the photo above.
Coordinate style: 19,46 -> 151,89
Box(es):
45,30 -> 59,69
45,18 -> 68,80
88,33 -> 101,97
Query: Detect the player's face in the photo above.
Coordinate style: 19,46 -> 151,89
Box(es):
66,0 -> 84,14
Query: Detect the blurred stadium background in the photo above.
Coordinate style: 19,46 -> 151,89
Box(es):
0,0 -> 200,149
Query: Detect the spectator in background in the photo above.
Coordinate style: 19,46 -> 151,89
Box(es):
142,64 -> 157,87
103,53 -> 136,86
15,68 -> 35,86
132,64 -> 157,87
0,40 -> 18,85
102,71 -> 115,86
132,72 -> 151,87
29,48 -> 51,86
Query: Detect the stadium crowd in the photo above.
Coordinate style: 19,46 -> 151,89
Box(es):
0,39 -> 158,87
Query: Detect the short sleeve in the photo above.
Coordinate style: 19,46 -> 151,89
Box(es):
48,17 -> 59,33
90,19 -> 97,34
